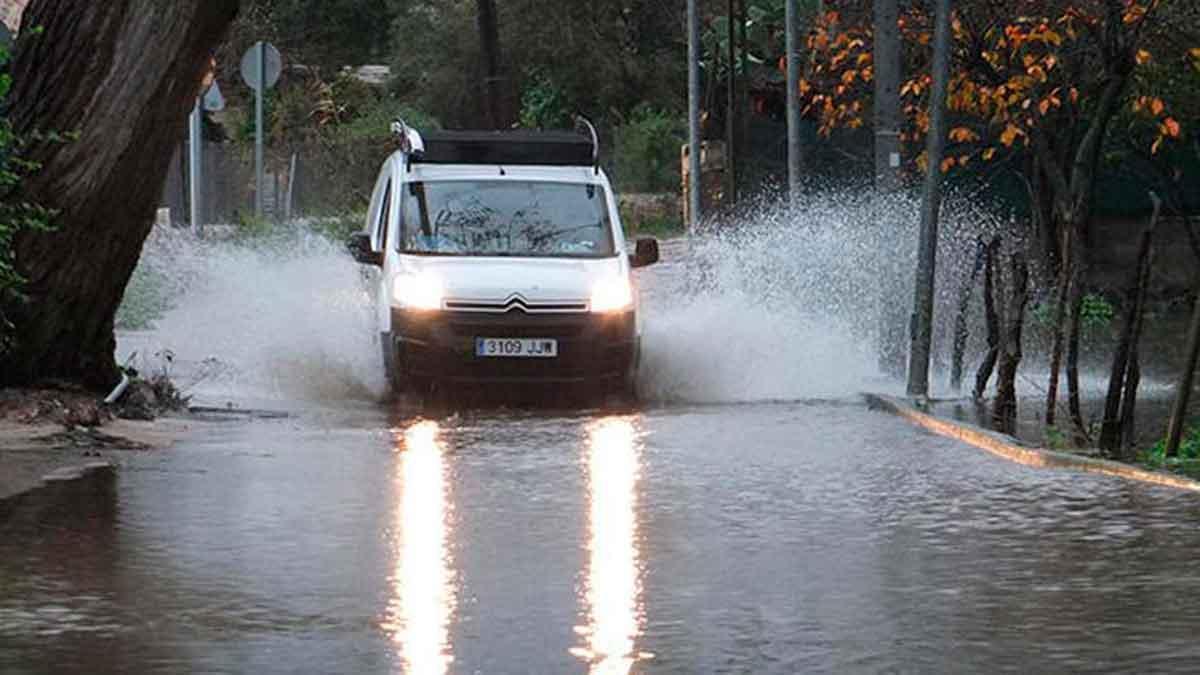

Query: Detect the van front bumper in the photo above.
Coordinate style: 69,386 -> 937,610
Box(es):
389,308 -> 638,385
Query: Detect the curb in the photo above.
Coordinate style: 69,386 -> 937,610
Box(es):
864,393 -> 1200,493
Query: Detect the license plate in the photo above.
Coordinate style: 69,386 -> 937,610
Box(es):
475,337 -> 558,358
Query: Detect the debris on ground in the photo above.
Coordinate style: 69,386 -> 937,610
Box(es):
0,386 -> 112,428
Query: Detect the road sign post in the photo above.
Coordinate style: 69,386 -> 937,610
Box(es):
189,98 -> 202,233
241,41 -> 282,219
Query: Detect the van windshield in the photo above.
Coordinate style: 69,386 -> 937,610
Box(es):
399,180 -> 615,258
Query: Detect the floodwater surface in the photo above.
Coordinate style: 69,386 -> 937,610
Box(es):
3,400 -> 1200,673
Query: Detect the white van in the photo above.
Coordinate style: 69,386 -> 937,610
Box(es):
348,120 -> 660,400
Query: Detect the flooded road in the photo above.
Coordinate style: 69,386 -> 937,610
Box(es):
4,399 -> 1200,673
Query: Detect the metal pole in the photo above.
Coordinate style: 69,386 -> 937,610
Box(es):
255,41 -> 265,219
188,98 -> 202,233
785,0 -> 802,203
687,0 -> 702,229
285,152 -> 297,222
726,0 -> 738,205
1165,290 -> 1200,457
906,0 -> 952,398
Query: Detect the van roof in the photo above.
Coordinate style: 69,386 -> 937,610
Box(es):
414,130 -> 595,167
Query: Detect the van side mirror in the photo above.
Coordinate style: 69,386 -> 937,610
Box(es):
630,237 -> 660,268
347,232 -> 383,266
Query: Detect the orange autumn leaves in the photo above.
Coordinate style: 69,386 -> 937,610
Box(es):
790,1 -> 1185,172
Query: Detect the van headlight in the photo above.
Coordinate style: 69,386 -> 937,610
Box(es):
590,276 -> 634,313
393,273 -> 444,310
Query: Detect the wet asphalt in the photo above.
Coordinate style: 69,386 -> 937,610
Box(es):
4,397 -> 1200,673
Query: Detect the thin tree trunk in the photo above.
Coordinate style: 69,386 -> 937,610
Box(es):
994,250 -> 1030,434
0,0 -> 239,390
950,238 -> 989,392
1066,257 -> 1088,441
1119,352 -> 1141,455
1165,287 -> 1200,458
974,240 -> 999,400
1045,227 -> 1071,427
1099,195 -> 1159,455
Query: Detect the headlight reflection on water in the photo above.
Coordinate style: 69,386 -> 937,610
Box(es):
383,420 -> 456,675
571,417 -> 652,674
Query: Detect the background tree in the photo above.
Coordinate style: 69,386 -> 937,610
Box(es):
0,0 -> 240,389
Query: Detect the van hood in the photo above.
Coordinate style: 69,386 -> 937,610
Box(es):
401,255 -> 624,305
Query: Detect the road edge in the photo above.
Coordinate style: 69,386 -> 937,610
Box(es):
0,460 -> 116,520
864,393 -> 1200,492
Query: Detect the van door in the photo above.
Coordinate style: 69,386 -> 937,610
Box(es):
367,161 -> 397,333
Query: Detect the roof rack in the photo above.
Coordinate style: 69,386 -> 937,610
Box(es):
391,118 -> 425,157
398,120 -> 600,169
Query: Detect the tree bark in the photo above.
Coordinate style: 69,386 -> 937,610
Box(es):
0,0 -> 239,390
1099,195 -> 1159,455
1165,288 -> 1200,458
973,240 -> 999,401
994,250 -> 1030,435
1045,227 -> 1071,427
950,238 -> 989,392
1066,266 -> 1087,441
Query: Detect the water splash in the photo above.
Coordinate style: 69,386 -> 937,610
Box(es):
119,227 -> 385,405
637,188 -> 1002,404
121,189 -> 1003,407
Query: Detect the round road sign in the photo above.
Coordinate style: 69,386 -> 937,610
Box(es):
240,42 -> 282,91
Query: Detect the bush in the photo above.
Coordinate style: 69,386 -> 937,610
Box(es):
615,105 -> 685,194
1031,292 -> 1116,331
519,69 -> 572,130
1141,422 -> 1200,469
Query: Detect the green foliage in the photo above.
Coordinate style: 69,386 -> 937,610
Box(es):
0,44 -> 55,353
1080,293 -> 1115,328
615,105 -> 686,194
1044,426 -> 1069,450
1032,293 -> 1116,331
1141,423 -> 1200,476
519,69 -> 572,130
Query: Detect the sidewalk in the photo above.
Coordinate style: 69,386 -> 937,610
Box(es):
0,417 -> 193,506
866,393 -> 1200,492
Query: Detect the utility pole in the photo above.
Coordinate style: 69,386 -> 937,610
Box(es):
906,0 -> 952,398
725,0 -> 738,205
785,0 -> 802,203
1165,289 -> 1200,457
874,0 -> 906,377
873,0 -> 902,194
476,0 -> 503,129
687,0 -> 702,228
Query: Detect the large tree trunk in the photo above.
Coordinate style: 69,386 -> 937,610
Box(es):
0,0 -> 239,390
